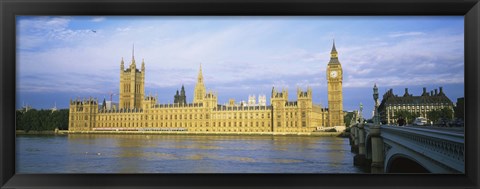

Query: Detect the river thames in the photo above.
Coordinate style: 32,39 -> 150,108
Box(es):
16,134 -> 365,173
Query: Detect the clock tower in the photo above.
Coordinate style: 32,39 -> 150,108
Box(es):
326,40 -> 344,126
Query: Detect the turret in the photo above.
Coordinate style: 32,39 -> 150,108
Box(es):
271,87 -> 288,105
258,95 -> 267,106
204,90 -> 218,108
120,57 -> 124,71
296,86 -> 312,99
143,95 -> 157,110
271,86 -> 276,98
130,44 -> 136,67
297,86 -> 312,109
181,85 -> 186,96
193,64 -> 206,104
282,88 -> 289,101
102,98 -> 106,110
180,85 -> 186,104
248,95 -> 256,106
174,90 -> 180,104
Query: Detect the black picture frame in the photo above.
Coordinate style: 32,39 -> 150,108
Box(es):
1,0 -> 479,188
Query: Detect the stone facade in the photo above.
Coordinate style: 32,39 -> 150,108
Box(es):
119,46 -> 145,110
69,43 -> 344,133
377,87 -> 454,124
326,41 -> 345,127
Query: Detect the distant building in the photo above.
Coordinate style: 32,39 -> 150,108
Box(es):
174,85 -> 187,105
245,95 -> 267,107
101,99 -> 118,111
228,99 -> 235,106
258,95 -> 267,106
51,102 -> 58,113
18,103 -> 33,112
248,95 -> 256,106
378,87 -> 454,124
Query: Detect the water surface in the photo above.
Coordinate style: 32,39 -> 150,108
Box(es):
16,134 -> 365,173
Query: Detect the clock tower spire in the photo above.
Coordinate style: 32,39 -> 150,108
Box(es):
326,40 -> 344,127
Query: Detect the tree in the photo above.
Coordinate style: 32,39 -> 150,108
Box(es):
393,110 -> 418,124
344,112 -> 355,126
427,107 -> 453,124
16,110 -> 24,130
15,109 -> 70,132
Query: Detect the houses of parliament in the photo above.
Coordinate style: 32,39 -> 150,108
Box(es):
69,42 -> 345,134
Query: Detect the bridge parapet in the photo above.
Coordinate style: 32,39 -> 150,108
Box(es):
350,123 -> 464,173
381,126 -> 464,173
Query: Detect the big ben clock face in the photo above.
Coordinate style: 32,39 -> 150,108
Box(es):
330,71 -> 338,78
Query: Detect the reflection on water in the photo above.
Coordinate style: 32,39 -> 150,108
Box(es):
16,134 -> 365,173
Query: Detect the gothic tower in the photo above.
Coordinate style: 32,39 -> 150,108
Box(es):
297,87 -> 313,128
180,85 -> 187,104
271,87 -> 288,132
326,40 -> 344,126
119,45 -> 145,109
174,85 -> 187,105
193,64 -> 206,104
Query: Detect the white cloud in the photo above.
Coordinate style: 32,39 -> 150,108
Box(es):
91,17 -> 106,22
16,17 -> 464,98
116,27 -> 131,32
18,17 -> 70,31
388,31 -> 425,38
17,16 -> 101,50
339,32 -> 463,88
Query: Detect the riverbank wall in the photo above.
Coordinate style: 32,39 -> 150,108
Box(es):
17,130 -> 346,137
15,130 -> 68,135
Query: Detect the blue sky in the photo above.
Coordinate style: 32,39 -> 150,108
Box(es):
16,16 -> 464,118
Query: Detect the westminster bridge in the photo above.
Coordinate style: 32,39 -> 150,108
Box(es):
349,123 -> 464,173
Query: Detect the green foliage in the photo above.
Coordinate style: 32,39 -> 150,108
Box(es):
427,107 -> 453,123
454,98 -> 464,120
16,109 -> 69,132
344,112 -> 355,126
393,110 -> 419,124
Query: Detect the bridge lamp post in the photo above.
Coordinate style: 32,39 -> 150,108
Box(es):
370,83 -> 384,173
353,103 -> 367,167
373,84 -> 380,125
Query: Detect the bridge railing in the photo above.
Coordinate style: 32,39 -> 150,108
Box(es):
380,126 -> 464,173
